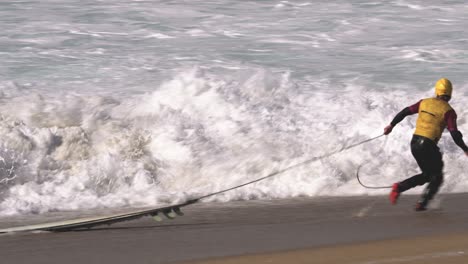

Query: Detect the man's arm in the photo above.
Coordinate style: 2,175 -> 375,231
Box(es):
445,110 -> 468,155
384,101 -> 421,135
450,130 -> 468,154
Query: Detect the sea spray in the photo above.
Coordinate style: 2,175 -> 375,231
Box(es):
1,68 -> 467,215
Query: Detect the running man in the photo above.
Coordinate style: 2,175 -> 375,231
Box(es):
383,78 -> 468,211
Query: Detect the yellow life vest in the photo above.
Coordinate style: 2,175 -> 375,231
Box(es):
414,98 -> 453,143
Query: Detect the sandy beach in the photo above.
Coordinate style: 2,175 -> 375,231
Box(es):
2,193 -> 468,264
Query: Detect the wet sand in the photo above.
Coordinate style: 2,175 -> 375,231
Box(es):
1,193 -> 468,264
185,232 -> 468,264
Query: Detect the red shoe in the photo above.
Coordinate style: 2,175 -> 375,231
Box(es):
389,183 -> 400,205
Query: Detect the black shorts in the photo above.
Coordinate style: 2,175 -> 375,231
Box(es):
410,135 -> 443,178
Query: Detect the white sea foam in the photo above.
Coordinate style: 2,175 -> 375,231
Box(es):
144,33 -> 175,39
1,69 -> 467,216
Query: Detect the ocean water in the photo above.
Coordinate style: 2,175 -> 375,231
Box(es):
1,0 -> 468,216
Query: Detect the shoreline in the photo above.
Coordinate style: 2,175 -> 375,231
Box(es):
2,193 -> 468,264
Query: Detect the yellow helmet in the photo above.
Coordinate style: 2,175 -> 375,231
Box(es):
435,78 -> 452,97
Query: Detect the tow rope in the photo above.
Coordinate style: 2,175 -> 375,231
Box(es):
356,164 -> 393,189
355,135 -> 393,189
188,134 -> 386,203
0,134 -> 388,233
